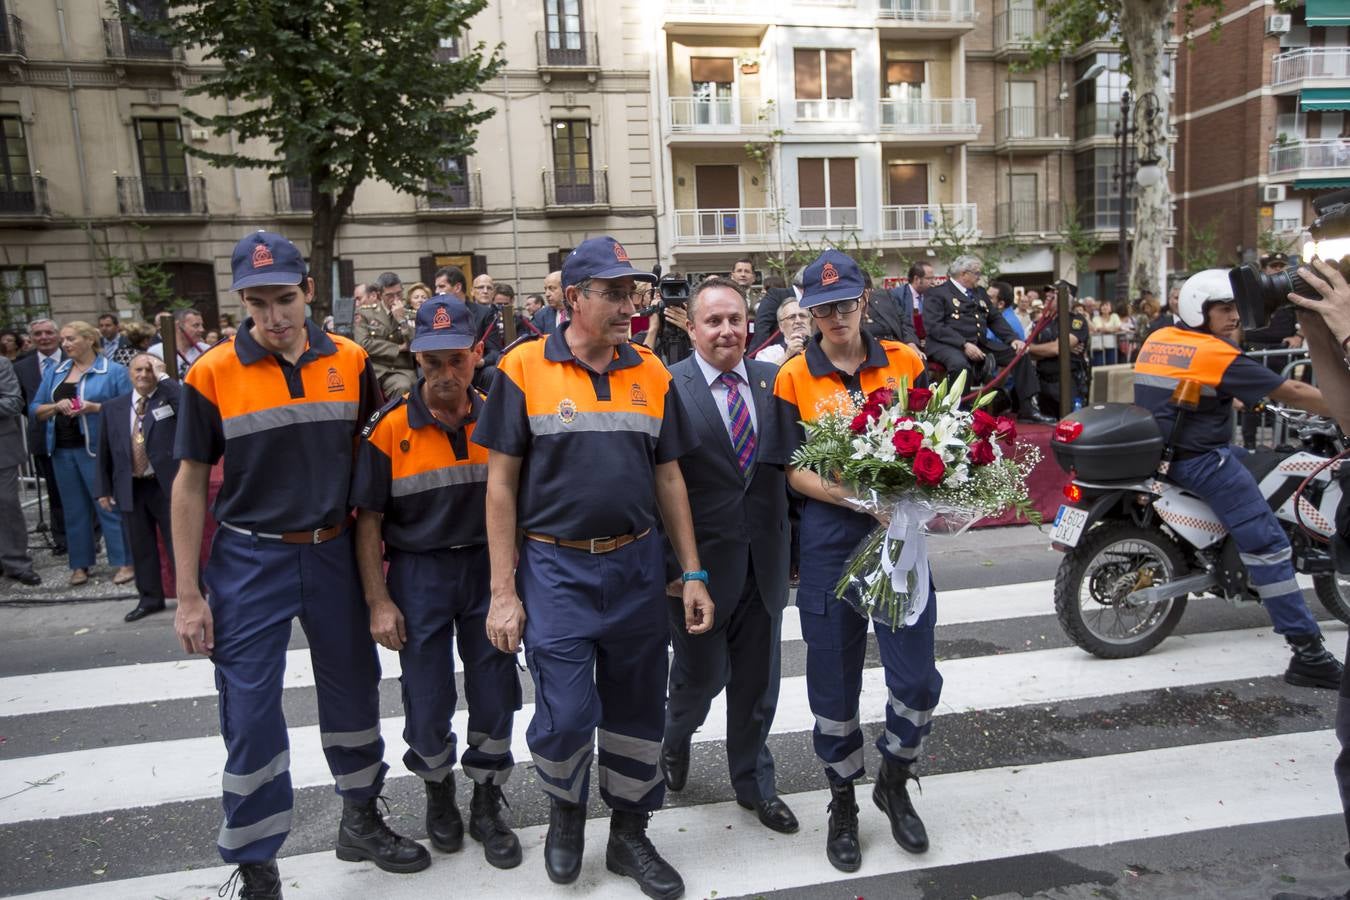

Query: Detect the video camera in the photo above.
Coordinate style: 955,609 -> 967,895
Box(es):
1230,188 -> 1350,329
638,273 -> 695,317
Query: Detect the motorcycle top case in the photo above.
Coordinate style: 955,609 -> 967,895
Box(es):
1051,402 -> 1165,481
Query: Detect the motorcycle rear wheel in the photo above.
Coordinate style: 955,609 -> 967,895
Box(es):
1055,521 -> 1189,659
1313,574 -> 1350,626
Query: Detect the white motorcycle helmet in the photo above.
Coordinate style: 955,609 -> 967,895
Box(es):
1176,268 -> 1235,331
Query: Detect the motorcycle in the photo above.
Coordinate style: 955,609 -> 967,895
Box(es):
1046,384 -> 1350,659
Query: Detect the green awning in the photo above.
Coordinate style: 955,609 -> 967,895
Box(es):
1293,179 -> 1350,189
1301,88 -> 1350,111
1307,0 -> 1350,26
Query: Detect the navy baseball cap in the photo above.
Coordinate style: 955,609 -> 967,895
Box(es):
410,296 -> 477,352
561,236 -> 658,289
799,248 -> 865,309
230,230 -> 308,291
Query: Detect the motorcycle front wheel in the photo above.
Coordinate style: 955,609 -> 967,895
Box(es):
1055,521 -> 1189,658
1313,573 -> 1350,626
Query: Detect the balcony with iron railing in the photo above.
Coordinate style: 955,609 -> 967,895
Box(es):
271,178 -> 311,215
543,168 -> 608,210
0,14 -> 26,58
877,0 -> 976,35
794,98 -> 859,124
103,18 -> 182,62
1272,48 -> 1350,91
672,208 -> 780,245
1269,139 -> 1350,180
0,175 -> 49,217
536,30 -> 598,74
994,106 -> 1070,149
995,200 -> 1060,236
116,175 -> 207,216
666,97 -> 778,135
800,206 -> 859,230
415,172 -> 482,213
879,98 -> 979,138
992,7 -> 1044,56
880,203 -> 977,241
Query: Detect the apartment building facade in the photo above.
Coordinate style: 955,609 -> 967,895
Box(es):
1174,0 -> 1350,270
0,0 -> 659,327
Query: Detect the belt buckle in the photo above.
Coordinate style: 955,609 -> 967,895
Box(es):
589,536 -> 617,554
311,527 -> 325,545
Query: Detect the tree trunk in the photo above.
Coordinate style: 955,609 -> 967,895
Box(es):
1120,0 -> 1175,306
309,193 -> 336,321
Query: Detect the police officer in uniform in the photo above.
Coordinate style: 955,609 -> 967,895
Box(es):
1028,300 -> 1091,412
351,294 -> 523,871
355,273 -> 416,400
922,256 -> 1055,423
173,232 -> 428,900
474,235 -> 713,900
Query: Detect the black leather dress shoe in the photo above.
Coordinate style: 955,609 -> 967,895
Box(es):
737,796 -> 799,834
659,737 -> 690,792
8,571 -> 40,586
124,604 -> 166,623
1017,396 -> 1058,425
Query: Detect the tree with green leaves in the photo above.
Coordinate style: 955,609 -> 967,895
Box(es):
1024,0 -> 1223,303
1179,216 -> 1222,273
127,0 -> 502,312
927,211 -> 1024,281
1057,203 -> 1104,284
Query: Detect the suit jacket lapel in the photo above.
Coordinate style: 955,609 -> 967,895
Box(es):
681,363 -> 741,473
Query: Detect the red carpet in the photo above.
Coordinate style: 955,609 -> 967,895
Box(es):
974,423 -> 1065,529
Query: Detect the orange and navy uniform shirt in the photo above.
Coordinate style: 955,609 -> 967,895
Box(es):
174,318 -> 380,532
1133,325 -> 1285,453
471,327 -> 697,540
349,383 -> 489,552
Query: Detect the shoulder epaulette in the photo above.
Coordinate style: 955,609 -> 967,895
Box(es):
360,391 -> 408,439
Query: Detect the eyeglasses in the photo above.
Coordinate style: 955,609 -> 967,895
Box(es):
807,298 -> 860,319
778,311 -> 811,323
582,287 -> 646,304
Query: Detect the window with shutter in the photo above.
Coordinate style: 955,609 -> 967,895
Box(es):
824,50 -> 853,99
793,49 -> 822,100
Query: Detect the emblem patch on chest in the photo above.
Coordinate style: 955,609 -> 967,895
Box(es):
557,398 -> 577,425
326,367 -> 345,393
630,383 -> 647,406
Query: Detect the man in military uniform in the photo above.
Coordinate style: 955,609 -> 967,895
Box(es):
922,255 -> 1055,424
356,272 -> 416,400
1028,299 -> 1091,414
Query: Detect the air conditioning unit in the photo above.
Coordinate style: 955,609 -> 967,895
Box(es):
1262,184 -> 1287,202
1266,14 -> 1292,36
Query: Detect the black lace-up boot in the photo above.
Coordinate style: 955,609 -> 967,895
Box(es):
873,758 -> 929,853
424,773 -> 464,852
825,781 -> 861,873
606,809 -> 684,900
335,796 -> 431,873
544,798 -> 585,884
469,781 -> 522,868
1286,633 -> 1345,689
217,861 -> 281,899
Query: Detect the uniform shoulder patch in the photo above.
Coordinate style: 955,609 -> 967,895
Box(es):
360,393 -> 407,439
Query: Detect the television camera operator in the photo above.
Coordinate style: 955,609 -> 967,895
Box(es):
641,274 -> 696,366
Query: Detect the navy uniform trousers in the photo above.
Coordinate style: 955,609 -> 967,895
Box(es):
518,532 -> 668,812
206,528 -> 386,864
798,501 -> 943,783
386,545 -> 520,785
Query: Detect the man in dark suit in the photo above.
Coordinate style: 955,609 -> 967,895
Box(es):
531,270 -> 568,335
96,353 -> 180,621
923,256 -> 1055,424
14,317 -> 65,553
865,261 -> 930,359
660,275 -> 798,835
0,355 -> 39,584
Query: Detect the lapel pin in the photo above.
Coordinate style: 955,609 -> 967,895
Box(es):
759,380 -> 767,389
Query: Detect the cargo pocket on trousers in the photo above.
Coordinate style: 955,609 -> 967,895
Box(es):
524,648 -> 554,733
215,668 -> 233,745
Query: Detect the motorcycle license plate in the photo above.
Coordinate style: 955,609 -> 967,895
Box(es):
1051,505 -> 1090,547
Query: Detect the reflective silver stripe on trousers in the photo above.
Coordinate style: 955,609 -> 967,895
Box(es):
461,763 -> 512,785
391,464 -> 489,498
533,744 -> 592,805
1240,547 -> 1293,566
1255,577 -> 1304,599
1132,372 -> 1218,396
887,690 -> 936,730
320,725 -> 381,749
218,809 -> 292,851
814,712 -> 861,738
333,760 -> 384,791
540,776 -> 585,804
823,747 -> 865,780
882,731 -> 926,763
221,749 -> 290,797
419,762 -> 455,783
528,410 -> 662,439
222,400 -> 358,439
598,766 -> 663,803
597,729 -> 661,766
467,731 -> 511,756
412,742 -> 456,772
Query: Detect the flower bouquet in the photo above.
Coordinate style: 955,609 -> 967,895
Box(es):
790,371 -> 1042,629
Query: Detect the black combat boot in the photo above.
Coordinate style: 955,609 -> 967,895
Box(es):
219,861 -> 282,899
873,758 -> 929,853
606,809 -> 684,900
1286,634 -> 1345,689
825,781 -> 862,873
424,773 -> 464,853
544,798 -> 586,885
335,796 -> 431,873
469,782 -> 522,869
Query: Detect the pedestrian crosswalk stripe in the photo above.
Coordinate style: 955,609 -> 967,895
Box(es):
2,620 -> 1339,825
13,729 -> 1338,900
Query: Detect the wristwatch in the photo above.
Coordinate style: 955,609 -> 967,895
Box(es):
681,569 -> 709,584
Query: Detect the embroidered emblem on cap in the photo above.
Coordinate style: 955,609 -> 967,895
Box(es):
326,367 -> 345,393
432,306 -> 452,329
614,242 -> 630,263
557,398 -> 577,425
252,244 -> 274,269
820,262 -> 839,286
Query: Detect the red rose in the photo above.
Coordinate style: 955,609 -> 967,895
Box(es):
866,387 -> 896,409
892,428 -> 923,457
968,439 -> 996,466
912,447 -> 946,486
971,409 -> 998,439
995,416 -> 1017,442
849,410 -> 872,433
907,387 -> 933,411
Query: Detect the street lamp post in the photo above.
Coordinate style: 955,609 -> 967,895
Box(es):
1114,91 -> 1133,304
1113,90 -> 1164,305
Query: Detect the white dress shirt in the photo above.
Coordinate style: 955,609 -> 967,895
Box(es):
693,350 -> 757,438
